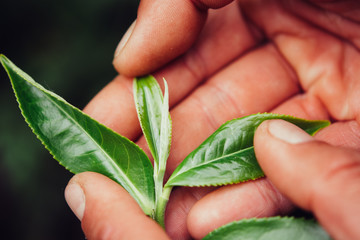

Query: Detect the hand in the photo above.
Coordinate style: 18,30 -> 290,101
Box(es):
78,0 -> 360,239
254,119 -> 360,240
64,120 -> 360,240
65,172 -> 169,240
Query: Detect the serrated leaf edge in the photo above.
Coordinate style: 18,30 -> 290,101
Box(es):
1,55 -> 155,215
166,113 -> 329,188
166,146 -> 264,187
158,78 -> 172,171
133,76 -> 163,166
203,216 -> 329,240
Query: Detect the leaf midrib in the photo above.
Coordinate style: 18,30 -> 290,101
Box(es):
168,146 -> 254,185
23,77 -> 151,208
144,85 -> 160,163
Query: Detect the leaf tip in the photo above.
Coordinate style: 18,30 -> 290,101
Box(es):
0,54 -> 9,68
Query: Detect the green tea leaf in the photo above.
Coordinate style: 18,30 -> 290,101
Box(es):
166,113 -> 329,187
158,78 -> 171,172
1,55 -> 155,216
134,76 -> 172,226
202,217 -> 331,240
134,76 -> 172,169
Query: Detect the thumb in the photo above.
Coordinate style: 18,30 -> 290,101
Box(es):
254,120 -> 360,240
113,0 -> 234,77
65,172 -> 169,240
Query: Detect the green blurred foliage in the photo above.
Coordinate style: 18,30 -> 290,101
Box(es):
0,0 -> 139,239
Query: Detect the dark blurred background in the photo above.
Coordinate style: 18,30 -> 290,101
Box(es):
0,0 -> 139,239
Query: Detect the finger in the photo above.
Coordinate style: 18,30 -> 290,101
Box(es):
271,94 -> 330,121
65,172 -> 169,240
165,186 -> 217,239
113,0 -> 234,76
85,2 -> 258,138
187,178 -> 293,239
269,93 -> 360,150
254,119 -> 360,240
315,120 -> 360,150
240,0 -> 360,121
297,0 -> 360,35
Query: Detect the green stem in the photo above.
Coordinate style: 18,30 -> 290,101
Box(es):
154,186 -> 172,228
154,168 -> 164,210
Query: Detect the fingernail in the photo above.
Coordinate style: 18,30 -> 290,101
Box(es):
268,120 -> 313,144
114,20 -> 136,58
65,183 -> 85,221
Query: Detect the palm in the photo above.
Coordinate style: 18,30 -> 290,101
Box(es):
84,0 -> 360,239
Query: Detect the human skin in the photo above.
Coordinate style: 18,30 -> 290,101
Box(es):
66,119 -> 360,240
65,0 -> 360,239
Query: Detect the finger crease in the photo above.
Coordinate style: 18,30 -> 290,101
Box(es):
310,158 -> 360,211
192,93 -> 219,131
183,48 -> 208,84
190,0 -> 209,11
209,82 -> 243,117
